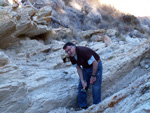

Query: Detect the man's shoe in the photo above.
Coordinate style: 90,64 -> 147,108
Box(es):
81,107 -> 88,109
75,107 -> 88,111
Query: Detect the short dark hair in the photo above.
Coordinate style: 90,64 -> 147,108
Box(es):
63,42 -> 76,49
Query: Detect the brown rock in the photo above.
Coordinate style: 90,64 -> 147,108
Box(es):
78,29 -> 105,39
103,35 -> 112,47
91,35 -> 103,42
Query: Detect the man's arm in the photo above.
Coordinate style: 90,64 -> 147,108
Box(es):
76,65 -> 84,82
76,65 -> 87,88
92,60 -> 98,76
90,60 -> 98,84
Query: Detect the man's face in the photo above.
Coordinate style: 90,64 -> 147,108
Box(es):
65,46 -> 76,57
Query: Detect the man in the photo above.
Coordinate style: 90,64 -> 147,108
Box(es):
63,42 -> 103,109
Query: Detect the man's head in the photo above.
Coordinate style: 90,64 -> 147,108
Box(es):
63,42 -> 76,57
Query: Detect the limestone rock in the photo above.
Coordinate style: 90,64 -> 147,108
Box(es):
77,29 -> 105,39
0,0 -> 150,113
90,42 -> 105,52
79,41 -> 89,46
103,35 -> 112,47
83,72 -> 150,113
12,6 -> 52,37
0,9 -> 16,48
50,40 -> 65,51
101,39 -> 150,100
0,82 -> 30,113
1,37 -> 150,113
33,6 -> 52,24
0,51 -> 9,66
90,35 -> 103,42
106,29 -> 117,37
41,28 -> 73,44
140,59 -> 150,69
49,39 -> 150,113
19,38 -> 51,57
126,35 -> 140,44
0,4 -> 53,48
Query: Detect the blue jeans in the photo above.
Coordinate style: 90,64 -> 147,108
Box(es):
78,61 -> 103,107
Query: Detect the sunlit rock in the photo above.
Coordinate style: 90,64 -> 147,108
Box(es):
0,9 -> 16,48
77,29 -> 105,39
83,72 -> 150,113
12,6 -> 51,37
0,3 -> 53,48
33,6 -> 52,24
0,0 -> 150,113
50,39 -> 150,113
103,35 -> 112,47
86,9 -> 102,25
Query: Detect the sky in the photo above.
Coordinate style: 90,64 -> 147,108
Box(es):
100,0 -> 150,17
7,0 -> 150,17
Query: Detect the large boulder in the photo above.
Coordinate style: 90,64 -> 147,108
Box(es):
0,4 -> 52,48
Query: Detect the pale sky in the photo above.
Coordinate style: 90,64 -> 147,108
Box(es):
100,0 -> 150,17
7,0 -> 150,17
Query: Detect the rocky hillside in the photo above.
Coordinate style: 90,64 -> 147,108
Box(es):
0,0 -> 150,113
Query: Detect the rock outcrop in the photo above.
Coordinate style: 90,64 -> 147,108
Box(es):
0,0 -> 150,113
0,1 -> 52,48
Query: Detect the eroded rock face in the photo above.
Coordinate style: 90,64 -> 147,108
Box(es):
0,9 -> 16,48
47,40 -> 150,113
1,37 -> 149,113
0,1 -> 52,48
83,71 -> 150,113
0,0 -> 150,113
12,5 -> 52,37
0,82 -> 30,113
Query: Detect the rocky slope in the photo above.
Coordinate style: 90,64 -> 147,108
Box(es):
0,0 -> 150,113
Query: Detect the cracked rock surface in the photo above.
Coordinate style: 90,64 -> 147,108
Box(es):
0,0 -> 150,113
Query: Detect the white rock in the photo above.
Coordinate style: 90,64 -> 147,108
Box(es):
106,29 -> 117,37
0,51 -> 9,66
126,35 -> 140,44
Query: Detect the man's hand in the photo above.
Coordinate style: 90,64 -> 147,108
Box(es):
81,80 -> 87,89
90,76 -> 96,84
